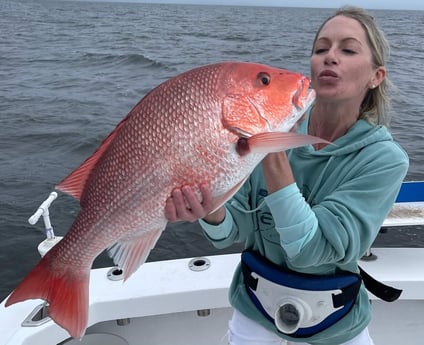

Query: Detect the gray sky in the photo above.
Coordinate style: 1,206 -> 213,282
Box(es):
138,0 -> 424,10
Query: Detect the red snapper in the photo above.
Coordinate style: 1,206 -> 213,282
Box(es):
6,62 -> 325,338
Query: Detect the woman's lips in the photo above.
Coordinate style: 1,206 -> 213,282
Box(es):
318,70 -> 339,79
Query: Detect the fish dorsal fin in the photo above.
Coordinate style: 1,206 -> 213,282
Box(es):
108,227 -> 164,281
55,115 -> 130,200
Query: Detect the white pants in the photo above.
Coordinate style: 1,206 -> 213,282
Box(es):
228,309 -> 375,345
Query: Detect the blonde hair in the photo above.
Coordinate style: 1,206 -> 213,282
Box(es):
312,6 -> 392,126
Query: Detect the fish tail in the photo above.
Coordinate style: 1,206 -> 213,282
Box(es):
5,250 -> 90,339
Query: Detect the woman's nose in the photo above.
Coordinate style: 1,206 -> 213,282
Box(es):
324,48 -> 338,65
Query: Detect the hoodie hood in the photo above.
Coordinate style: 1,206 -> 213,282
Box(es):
296,107 -> 393,156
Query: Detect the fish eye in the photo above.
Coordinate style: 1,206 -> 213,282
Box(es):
257,72 -> 271,86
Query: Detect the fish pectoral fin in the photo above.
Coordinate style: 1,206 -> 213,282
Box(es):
247,132 -> 331,153
209,177 -> 248,214
108,228 -> 164,281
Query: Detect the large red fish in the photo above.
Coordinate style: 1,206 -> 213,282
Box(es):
6,62 -> 324,338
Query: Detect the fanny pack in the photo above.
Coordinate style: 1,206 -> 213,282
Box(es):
241,251 -> 362,338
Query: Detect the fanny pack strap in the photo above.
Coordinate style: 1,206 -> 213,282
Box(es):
331,275 -> 361,308
358,265 -> 402,302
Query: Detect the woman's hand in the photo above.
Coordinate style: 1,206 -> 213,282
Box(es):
165,183 -> 226,224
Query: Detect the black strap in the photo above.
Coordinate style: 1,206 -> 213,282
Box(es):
359,265 -> 402,302
332,278 -> 362,308
241,259 -> 259,290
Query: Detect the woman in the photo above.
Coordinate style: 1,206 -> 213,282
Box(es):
165,6 -> 408,345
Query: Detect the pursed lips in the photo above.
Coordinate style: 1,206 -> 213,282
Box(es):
318,70 -> 339,81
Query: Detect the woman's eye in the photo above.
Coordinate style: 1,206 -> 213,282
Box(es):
257,72 -> 271,86
314,48 -> 327,54
343,49 -> 356,54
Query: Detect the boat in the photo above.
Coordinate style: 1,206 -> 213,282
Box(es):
0,181 -> 423,345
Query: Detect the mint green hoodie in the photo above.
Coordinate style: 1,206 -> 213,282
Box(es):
200,110 -> 409,344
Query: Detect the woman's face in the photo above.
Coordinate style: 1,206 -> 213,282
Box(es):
310,15 -> 383,106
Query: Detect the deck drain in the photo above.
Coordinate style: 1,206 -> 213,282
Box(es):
107,267 -> 124,281
188,257 -> 211,272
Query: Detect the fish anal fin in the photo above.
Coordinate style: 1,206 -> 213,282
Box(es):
55,114 -> 131,200
247,132 -> 331,153
108,228 -> 164,281
5,251 -> 90,339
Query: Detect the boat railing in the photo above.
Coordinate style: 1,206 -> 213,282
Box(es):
383,181 -> 424,227
363,181 -> 424,260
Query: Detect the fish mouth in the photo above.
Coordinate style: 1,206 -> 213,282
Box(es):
292,76 -> 315,111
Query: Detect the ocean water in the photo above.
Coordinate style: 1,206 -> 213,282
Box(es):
0,0 -> 423,301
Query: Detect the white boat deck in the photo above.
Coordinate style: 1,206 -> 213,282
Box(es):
1,246 -> 424,345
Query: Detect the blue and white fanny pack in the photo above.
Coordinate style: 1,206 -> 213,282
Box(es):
241,251 -> 362,338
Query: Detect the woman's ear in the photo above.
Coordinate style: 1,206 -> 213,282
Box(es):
369,66 -> 386,89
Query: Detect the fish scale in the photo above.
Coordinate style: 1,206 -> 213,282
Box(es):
5,61 -> 324,339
